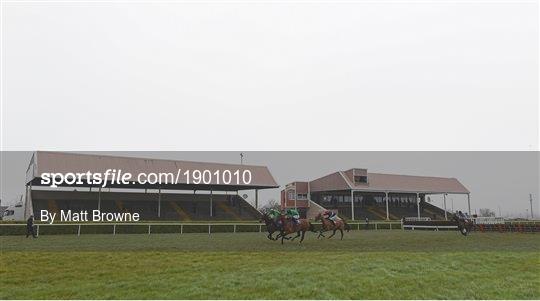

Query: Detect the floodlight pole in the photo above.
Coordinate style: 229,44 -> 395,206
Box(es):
530,194 -> 534,219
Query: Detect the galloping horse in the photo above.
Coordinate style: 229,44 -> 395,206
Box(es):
260,212 -> 282,241
453,215 -> 474,236
279,216 -> 315,244
314,212 -> 350,240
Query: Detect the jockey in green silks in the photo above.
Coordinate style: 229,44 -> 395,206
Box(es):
286,208 -> 300,226
267,208 -> 281,220
267,208 -> 282,228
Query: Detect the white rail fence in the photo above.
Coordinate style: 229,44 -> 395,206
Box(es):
0,221 -> 402,236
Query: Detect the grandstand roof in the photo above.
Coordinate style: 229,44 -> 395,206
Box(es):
25,151 -> 279,191
309,169 -> 469,194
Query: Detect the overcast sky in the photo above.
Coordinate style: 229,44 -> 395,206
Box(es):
1,1 -> 538,150
1,151 -> 538,218
0,1 -> 538,216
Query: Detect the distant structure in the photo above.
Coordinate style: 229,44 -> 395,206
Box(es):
22,151 -> 279,221
281,168 -> 470,221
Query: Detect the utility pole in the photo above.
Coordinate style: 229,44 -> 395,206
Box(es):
530,194 -> 534,219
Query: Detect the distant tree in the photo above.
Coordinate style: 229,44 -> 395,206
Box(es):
478,208 -> 496,217
261,199 -> 280,212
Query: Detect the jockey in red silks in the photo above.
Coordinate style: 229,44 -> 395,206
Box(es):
322,210 -> 338,226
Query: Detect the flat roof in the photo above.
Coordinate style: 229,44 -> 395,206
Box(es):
26,151 -> 279,191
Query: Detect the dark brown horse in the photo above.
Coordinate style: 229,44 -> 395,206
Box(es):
260,213 -> 283,241
279,216 -> 315,244
315,212 -> 350,240
453,215 -> 474,236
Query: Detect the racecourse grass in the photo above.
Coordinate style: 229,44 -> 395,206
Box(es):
1,231 -> 539,299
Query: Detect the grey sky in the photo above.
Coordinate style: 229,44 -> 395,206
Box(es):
1,151 -> 538,218
1,1 -> 538,151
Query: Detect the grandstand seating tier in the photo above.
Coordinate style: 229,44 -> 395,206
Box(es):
31,190 -> 261,221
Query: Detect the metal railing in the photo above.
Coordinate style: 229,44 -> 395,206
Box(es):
0,221 -> 402,236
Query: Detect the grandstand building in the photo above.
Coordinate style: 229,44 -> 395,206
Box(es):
281,168 -> 470,221
24,152 -> 279,221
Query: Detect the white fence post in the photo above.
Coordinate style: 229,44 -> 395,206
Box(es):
36,224 -> 39,237
234,224 -> 236,233
77,224 -> 81,236
208,225 -> 211,235
180,224 -> 183,234
259,225 -> 262,232
113,224 -> 116,235
148,225 -> 151,235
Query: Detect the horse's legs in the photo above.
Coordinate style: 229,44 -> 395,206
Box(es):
328,229 -> 336,239
290,231 -> 301,241
300,231 -> 306,243
318,228 -> 326,239
267,232 -> 273,240
340,228 -> 344,240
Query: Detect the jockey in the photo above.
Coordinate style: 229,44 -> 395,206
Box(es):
286,208 -> 300,226
322,210 -> 338,226
267,208 -> 282,227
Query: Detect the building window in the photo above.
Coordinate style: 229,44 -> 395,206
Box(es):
297,194 -> 308,200
288,190 -> 295,200
354,176 -> 368,183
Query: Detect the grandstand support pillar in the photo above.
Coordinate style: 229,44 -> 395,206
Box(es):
416,193 -> 420,218
98,187 -> 101,211
294,187 -> 297,209
385,192 -> 389,220
467,193 -> 471,215
24,184 -> 30,219
158,188 -> 161,218
255,189 -> 259,210
210,190 -> 213,217
443,193 -> 448,220
351,190 -> 355,220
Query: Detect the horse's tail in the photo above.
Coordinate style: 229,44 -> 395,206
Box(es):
343,220 -> 351,232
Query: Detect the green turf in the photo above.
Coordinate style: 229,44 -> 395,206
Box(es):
1,231 -> 539,299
